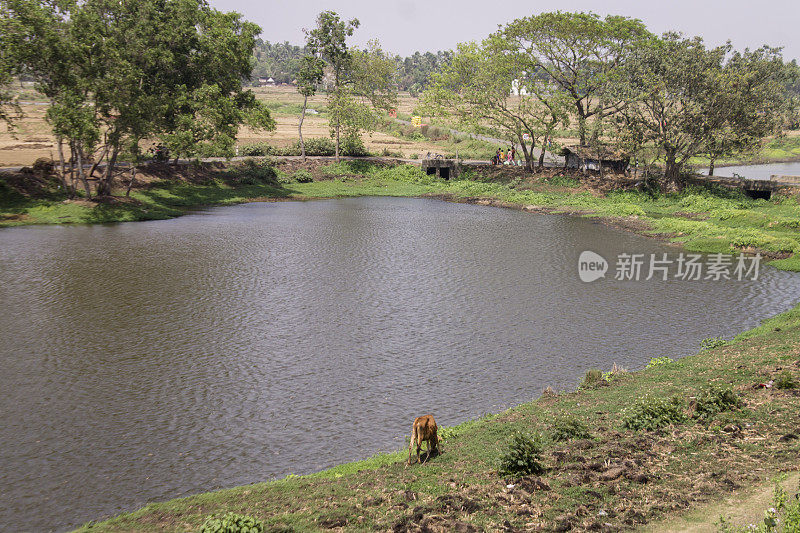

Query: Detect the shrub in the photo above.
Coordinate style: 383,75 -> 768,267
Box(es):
775,370 -> 797,390
199,512 -> 263,533
498,432 -> 545,479
646,356 -> 674,370
298,137 -> 335,156
410,153 -> 419,160
580,369 -> 605,389
294,169 -> 313,183
695,383 -> 742,419
239,143 -> 273,157
341,135 -> 369,157
32,157 -> 54,175
232,159 -> 276,184
551,415 -> 591,442
622,394 -> 687,430
379,147 -> 403,158
701,337 -> 728,350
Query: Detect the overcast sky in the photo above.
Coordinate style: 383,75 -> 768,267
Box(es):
210,0 -> 799,61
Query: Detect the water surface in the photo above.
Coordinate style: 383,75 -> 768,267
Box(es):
2,197 -> 800,531
703,161 -> 800,180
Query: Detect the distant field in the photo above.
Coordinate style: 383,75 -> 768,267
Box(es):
2,83 -> 797,167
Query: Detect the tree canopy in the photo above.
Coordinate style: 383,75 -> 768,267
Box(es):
3,0 -> 274,197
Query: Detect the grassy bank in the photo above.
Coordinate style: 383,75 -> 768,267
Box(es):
3,161 -> 800,271
4,160 -> 800,271
77,296 -> 800,531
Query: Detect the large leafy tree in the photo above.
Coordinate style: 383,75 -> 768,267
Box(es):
501,12 -> 652,146
4,0 -> 274,198
422,38 -> 569,170
617,33 -> 789,190
701,46 -> 787,175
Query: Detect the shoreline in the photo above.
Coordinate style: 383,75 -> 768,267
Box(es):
3,161 -> 800,272
74,293 -> 800,532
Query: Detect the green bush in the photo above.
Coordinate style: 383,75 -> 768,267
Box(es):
701,337 -> 728,350
239,143 -> 273,157
498,432 -> 545,479
622,394 -> 687,430
695,383 -> 742,419
775,370 -> 797,390
232,159 -> 276,184
341,135 -> 369,157
551,415 -> 591,442
199,512 -> 263,533
646,356 -> 674,370
294,169 -> 313,183
297,137 -> 335,156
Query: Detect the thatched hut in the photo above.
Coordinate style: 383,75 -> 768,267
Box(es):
561,145 -> 629,173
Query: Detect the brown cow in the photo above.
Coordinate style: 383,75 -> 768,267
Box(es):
407,414 -> 441,465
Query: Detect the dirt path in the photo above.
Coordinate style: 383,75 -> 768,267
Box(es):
643,471 -> 800,532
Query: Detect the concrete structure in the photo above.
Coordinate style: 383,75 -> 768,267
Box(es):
421,159 -> 460,180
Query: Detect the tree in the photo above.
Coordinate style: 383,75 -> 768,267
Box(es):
5,0 -> 274,198
701,46 -> 787,175
501,12 -> 652,146
616,33 -> 790,190
297,55 -> 324,160
0,2 -> 21,126
305,11 -> 359,161
305,13 -> 396,161
422,37 -> 568,170
781,60 -> 800,130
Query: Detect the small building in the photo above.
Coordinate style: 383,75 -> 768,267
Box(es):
561,145 -> 629,173
265,77 -> 276,87
421,158 -> 459,180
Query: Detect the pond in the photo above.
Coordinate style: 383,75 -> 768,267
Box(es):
702,161 -> 800,180
2,197 -> 800,531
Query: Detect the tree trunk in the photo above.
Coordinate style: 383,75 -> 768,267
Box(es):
519,138 -> 532,171
663,152 -> 682,193
538,134 -> 548,169
55,138 -> 74,198
576,102 -> 587,146
126,166 -> 136,197
74,144 -> 91,199
299,94 -> 308,161
708,156 -> 716,177
87,145 -> 109,183
98,147 -> 119,196
335,119 -> 340,163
